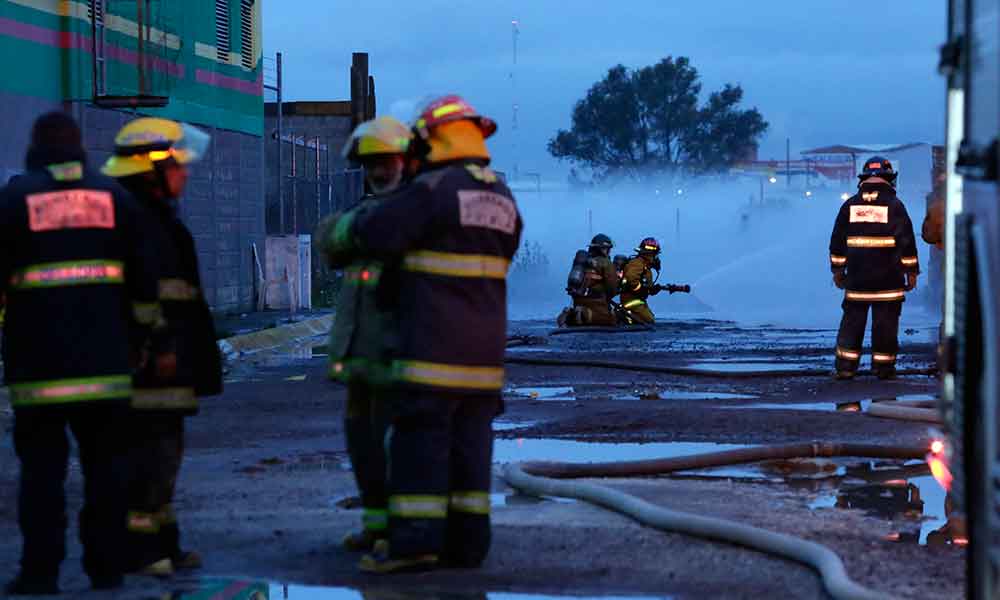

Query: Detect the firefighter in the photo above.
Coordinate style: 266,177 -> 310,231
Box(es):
829,156 -> 919,380
0,112 -> 161,593
102,118 -> 223,576
315,116 -> 412,553
323,94 -> 522,573
558,234 -> 619,326
620,237 -> 663,324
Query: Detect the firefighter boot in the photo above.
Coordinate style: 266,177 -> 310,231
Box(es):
359,540 -> 439,574
876,366 -> 897,380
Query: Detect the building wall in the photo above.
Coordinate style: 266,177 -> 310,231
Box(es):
0,0 -> 264,312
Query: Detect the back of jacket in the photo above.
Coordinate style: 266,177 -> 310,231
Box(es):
620,257 -> 653,302
0,161 -> 159,408
828,181 -> 919,298
353,162 -> 523,395
582,254 -> 618,299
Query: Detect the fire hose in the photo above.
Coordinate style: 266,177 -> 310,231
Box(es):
503,441 -> 928,600
504,355 -> 938,379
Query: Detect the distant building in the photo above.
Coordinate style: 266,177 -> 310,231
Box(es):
0,1 -> 265,312
801,143 -> 941,206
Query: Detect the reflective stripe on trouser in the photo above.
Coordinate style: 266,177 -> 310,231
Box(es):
8,259 -> 124,289
388,391 -> 497,565
835,300 -> 902,372
131,387 -> 198,411
621,299 -> 655,325
845,289 -> 905,302
125,414 -> 185,569
9,375 -> 132,407
14,405 -> 130,581
345,381 -> 390,533
572,296 -> 616,326
830,254 -> 847,267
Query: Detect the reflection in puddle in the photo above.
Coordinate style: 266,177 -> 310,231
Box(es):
493,438 -> 746,464
683,361 -> 816,372
163,578 -> 660,599
509,386 -> 576,401
722,395 -> 938,413
494,420 -> 539,432
808,462 -> 952,545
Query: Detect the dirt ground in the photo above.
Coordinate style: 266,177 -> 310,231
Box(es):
0,317 -> 964,599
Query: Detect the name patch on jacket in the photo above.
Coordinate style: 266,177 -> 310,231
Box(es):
849,205 -> 888,224
27,189 -> 115,231
458,190 -> 517,234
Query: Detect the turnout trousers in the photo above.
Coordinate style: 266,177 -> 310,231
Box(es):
125,413 -> 185,569
834,300 -> 903,373
570,297 -> 616,326
386,390 -> 499,566
621,298 -> 655,325
13,404 -> 130,584
345,380 -> 391,536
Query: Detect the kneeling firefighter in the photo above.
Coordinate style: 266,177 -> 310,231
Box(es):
620,238 -> 662,324
829,157 -> 919,380
102,118 -> 223,576
315,116 -> 412,552
559,234 -> 619,326
322,94 -> 522,573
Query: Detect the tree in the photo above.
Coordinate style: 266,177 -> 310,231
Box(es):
548,57 -> 768,180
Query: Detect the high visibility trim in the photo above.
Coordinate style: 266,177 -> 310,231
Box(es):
402,250 -> 510,279
9,375 -> 131,407
343,265 -> 381,286
395,360 -> 505,391
846,236 -> 896,248
159,278 -> 199,301
9,260 -> 124,289
327,210 -> 357,255
872,353 -> 897,363
623,299 -> 646,309
861,191 -> 880,202
836,346 -> 861,361
830,254 -> 847,266
132,302 -> 164,326
127,511 -> 160,534
389,495 -> 448,519
450,491 -> 490,515
131,387 -> 198,410
431,103 -> 465,119
845,289 -> 906,302
46,161 -> 83,182
900,256 -> 919,267
362,508 -> 389,532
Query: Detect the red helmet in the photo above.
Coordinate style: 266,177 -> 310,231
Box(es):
412,95 -> 497,141
635,237 -> 661,254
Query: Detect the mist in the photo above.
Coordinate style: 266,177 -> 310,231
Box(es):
507,177 -> 938,329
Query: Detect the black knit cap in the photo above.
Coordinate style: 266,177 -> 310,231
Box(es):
30,111 -> 82,150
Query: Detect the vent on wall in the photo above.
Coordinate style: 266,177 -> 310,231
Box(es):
240,0 -> 255,69
216,0 -> 231,62
88,0 -> 104,26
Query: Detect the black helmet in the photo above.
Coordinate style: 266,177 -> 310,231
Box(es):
589,233 -> 613,249
635,237 -> 661,254
858,156 -> 897,186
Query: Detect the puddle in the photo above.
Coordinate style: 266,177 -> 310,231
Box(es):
723,395 -> 937,413
494,420 -> 540,431
808,462 -> 951,545
493,438 -> 746,464
509,386 -> 576,401
616,390 -> 757,401
683,361 -> 818,372
163,578 -> 662,599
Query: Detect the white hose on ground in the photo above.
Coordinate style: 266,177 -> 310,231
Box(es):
502,442 -> 926,600
866,403 -> 942,424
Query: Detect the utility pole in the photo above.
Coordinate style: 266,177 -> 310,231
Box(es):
786,137 -> 791,187
264,52 -> 284,233
511,17 -> 519,182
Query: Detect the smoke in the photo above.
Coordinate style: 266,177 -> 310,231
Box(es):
507,178 -> 936,328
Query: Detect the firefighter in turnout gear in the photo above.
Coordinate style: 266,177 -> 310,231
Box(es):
558,234 -> 619,326
620,238 -> 663,324
103,118 -> 223,577
324,94 -> 523,573
0,112 -> 162,593
315,116 -> 413,553
829,157 -> 919,380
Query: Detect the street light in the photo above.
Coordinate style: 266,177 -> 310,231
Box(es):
840,192 -> 850,201
805,190 -> 813,197
768,176 -> 778,184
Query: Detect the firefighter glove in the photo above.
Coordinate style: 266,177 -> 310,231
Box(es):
905,272 -> 918,292
833,271 -> 847,289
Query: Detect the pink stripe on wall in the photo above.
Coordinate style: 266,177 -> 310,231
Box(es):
195,69 -> 263,97
104,44 -> 185,78
0,17 -> 87,49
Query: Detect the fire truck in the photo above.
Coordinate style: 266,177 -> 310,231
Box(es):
935,1 -> 1000,597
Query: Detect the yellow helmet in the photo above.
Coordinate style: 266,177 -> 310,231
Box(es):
102,117 -> 210,178
342,116 -> 412,161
